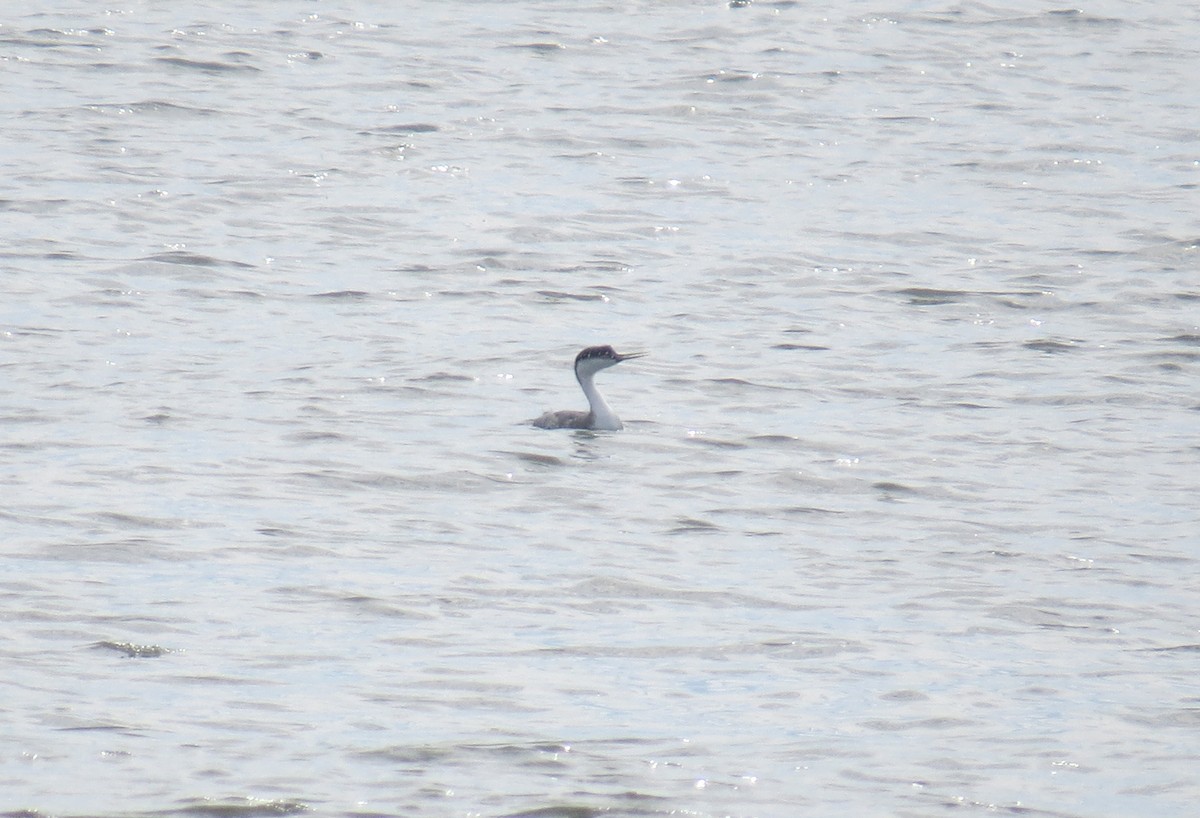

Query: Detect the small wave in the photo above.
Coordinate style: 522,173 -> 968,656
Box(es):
93,641 -> 173,658
172,797 -> 309,816
309,290 -> 371,299
85,99 -> 220,117
505,42 -> 566,53
895,287 -> 971,305
370,123 -> 440,134
141,251 -> 255,269
88,511 -> 188,530
772,342 -> 830,351
536,289 -> 610,302
1024,338 -> 1079,353
154,56 -> 261,73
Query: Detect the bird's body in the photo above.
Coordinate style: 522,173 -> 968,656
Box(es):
531,408 -> 595,430
532,345 -> 643,431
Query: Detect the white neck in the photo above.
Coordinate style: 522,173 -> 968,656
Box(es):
577,369 -> 622,431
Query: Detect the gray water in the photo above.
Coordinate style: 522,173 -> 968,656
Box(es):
2,2 -> 1198,816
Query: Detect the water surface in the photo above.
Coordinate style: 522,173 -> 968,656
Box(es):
2,2 -> 1198,816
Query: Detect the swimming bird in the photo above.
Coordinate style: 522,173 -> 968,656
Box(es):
532,345 -> 644,431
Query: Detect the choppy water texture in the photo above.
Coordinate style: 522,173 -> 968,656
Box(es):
2,2 -> 1198,816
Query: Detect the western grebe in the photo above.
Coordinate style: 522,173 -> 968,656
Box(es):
532,345 -> 644,431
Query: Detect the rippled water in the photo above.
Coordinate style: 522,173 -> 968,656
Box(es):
3,2 -> 1198,817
